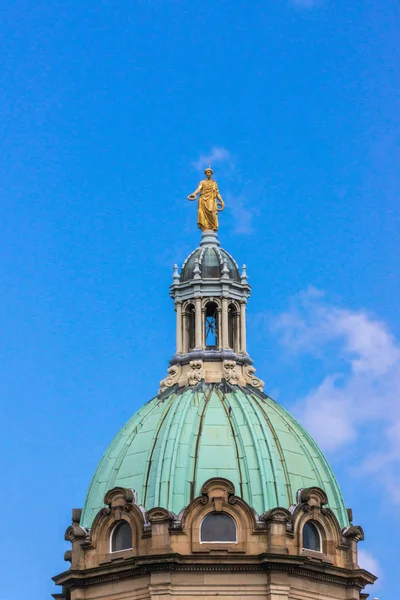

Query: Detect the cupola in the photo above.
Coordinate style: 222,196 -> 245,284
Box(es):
160,230 -> 263,392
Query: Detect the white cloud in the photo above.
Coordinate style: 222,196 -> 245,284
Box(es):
225,193 -> 257,235
274,288 -> 400,503
358,549 -> 382,578
192,147 -> 233,171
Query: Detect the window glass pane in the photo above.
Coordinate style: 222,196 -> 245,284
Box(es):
205,303 -> 218,348
303,521 -> 321,551
111,521 -> 132,552
201,513 -> 236,542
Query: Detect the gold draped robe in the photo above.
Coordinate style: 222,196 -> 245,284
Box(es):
197,179 -> 220,231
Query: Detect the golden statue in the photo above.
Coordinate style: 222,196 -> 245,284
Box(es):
188,167 -> 225,231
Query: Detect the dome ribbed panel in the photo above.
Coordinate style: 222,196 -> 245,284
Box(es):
201,247 -> 221,279
80,384 -> 349,529
180,245 -> 240,282
180,249 -> 201,282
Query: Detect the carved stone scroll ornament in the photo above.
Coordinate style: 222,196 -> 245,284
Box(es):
223,360 -> 239,384
187,360 -> 203,386
159,364 -> 182,393
242,365 -> 264,391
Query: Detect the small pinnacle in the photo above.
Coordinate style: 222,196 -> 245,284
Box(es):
241,264 -> 248,284
221,259 -> 230,280
172,264 -> 180,283
193,258 -> 201,280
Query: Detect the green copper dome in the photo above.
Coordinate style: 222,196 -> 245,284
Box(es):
81,383 -> 348,529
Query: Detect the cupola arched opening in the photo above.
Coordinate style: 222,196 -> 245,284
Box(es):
302,521 -> 321,552
184,303 -> 196,352
205,302 -> 219,348
110,520 -> 132,552
200,512 -> 237,543
228,302 -> 239,351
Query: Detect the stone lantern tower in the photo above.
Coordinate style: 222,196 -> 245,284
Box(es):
53,173 -> 376,600
160,229 -> 263,392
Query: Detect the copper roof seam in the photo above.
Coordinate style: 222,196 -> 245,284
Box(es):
167,388 -> 195,507
249,393 -> 294,508
262,396 -> 348,526
155,395 -> 185,497
215,386 -> 246,500
190,384 -> 213,501
281,408 -> 348,526
153,385 -> 186,507
153,394 -> 184,506
79,399 -> 157,527
184,388 -> 204,502
229,386 -> 270,510
102,398 -> 160,499
244,389 -> 283,508
142,391 -> 177,507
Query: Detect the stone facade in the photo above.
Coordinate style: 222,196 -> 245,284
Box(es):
54,478 -> 375,600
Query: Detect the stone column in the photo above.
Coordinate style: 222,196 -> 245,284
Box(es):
240,302 -> 247,353
222,297 -> 229,349
182,309 -> 188,353
176,302 -> 183,353
233,311 -> 239,352
195,297 -> 202,348
201,306 -> 206,347
217,307 -> 222,349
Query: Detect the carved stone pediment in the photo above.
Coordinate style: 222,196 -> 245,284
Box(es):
200,477 -> 236,505
342,525 -> 365,542
146,507 -> 174,524
104,487 -> 135,508
261,507 -> 292,524
297,487 -> 329,507
64,524 -> 87,542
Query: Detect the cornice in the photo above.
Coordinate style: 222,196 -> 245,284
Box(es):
53,551 -> 376,590
169,349 -> 253,367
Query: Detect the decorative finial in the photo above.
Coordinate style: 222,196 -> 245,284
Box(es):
221,259 -> 230,280
187,167 -> 225,232
172,264 -> 180,284
193,258 -> 201,280
241,264 -> 248,284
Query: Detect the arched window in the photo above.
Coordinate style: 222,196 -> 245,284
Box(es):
302,521 -> 321,551
200,512 -> 237,543
205,302 -> 218,348
111,521 -> 132,552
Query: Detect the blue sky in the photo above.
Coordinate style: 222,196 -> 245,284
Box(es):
1,0 -> 399,597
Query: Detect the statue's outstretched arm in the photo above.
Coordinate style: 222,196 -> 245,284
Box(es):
188,182 -> 202,201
